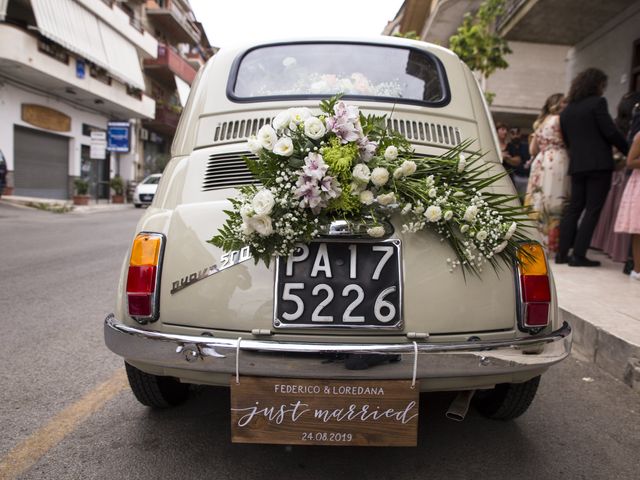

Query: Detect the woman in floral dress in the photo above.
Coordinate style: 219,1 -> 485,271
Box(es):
525,93 -> 570,252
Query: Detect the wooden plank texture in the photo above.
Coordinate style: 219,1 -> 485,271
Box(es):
230,377 -> 419,447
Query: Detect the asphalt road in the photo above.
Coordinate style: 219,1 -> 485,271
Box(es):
0,202 -> 639,480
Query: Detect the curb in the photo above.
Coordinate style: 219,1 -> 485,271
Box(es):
562,308 -> 640,392
1,196 -> 135,214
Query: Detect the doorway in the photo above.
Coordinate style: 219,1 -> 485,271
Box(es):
81,145 -> 110,199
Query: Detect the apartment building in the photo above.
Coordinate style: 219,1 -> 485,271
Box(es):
141,0 -> 214,179
0,0 -> 212,201
384,0 -> 639,130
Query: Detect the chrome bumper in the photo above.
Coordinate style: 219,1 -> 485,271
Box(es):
104,315 -> 571,381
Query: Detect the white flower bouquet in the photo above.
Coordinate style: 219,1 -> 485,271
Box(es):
209,95 -> 531,274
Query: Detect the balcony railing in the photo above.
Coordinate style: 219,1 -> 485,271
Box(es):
146,0 -> 201,44
143,43 -> 197,85
144,103 -> 181,135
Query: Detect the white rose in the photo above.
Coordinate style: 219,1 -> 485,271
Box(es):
247,136 -> 262,155
377,192 -> 397,206
460,224 -> 470,233
393,167 -> 404,179
240,204 -> 254,220
367,226 -> 385,238
248,215 -> 273,237
257,125 -> 277,151
444,210 -> 453,221
457,153 -> 466,173
352,164 -> 371,184
463,205 -> 478,223
384,145 -> 398,161
428,188 -> 437,198
476,230 -> 488,242
504,221 -> 517,240
424,205 -> 442,222
303,117 -> 326,140
494,240 -> 508,253
241,221 -> 254,236
252,189 -> 275,216
289,107 -> 312,125
371,167 -> 389,187
359,190 -> 374,205
401,160 -> 417,176
272,111 -> 292,131
273,137 -> 294,157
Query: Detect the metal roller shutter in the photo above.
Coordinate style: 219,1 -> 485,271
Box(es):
14,126 -> 69,199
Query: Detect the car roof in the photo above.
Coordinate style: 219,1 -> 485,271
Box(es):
218,35 -> 457,60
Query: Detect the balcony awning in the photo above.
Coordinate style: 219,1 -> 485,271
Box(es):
99,21 -> 145,90
31,0 -> 145,89
0,0 -> 8,21
174,74 -> 190,106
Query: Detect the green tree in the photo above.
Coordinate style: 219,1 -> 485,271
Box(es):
449,0 -> 511,102
393,30 -> 421,41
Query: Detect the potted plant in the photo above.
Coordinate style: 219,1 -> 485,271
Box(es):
110,175 -> 125,204
73,178 -> 90,206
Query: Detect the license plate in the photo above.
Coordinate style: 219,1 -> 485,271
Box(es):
230,376 -> 419,446
274,240 -> 402,329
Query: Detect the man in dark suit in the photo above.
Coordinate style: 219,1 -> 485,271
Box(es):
557,68 -> 629,267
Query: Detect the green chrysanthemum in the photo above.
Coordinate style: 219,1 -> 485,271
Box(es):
321,137 -> 359,180
328,183 -> 362,215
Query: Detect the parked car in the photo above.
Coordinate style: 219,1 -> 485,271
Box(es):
132,173 -> 161,208
104,37 -> 571,445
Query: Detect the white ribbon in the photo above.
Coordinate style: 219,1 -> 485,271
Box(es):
235,337 -> 242,384
411,341 -> 418,389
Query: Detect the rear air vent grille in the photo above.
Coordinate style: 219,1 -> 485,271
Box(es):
202,152 -> 258,192
210,117 -> 462,147
213,118 -> 272,143
386,119 -> 461,146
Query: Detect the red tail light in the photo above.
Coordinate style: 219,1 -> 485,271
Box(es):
126,233 -> 163,322
517,243 -> 551,330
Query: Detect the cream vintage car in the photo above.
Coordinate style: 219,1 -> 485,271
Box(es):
104,37 -> 571,444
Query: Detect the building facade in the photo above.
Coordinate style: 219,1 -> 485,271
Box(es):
497,0 -> 640,122
0,0 -> 212,201
141,0 -> 214,180
384,0 -> 640,131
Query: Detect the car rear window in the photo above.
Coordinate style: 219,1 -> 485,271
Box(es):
229,42 -> 449,106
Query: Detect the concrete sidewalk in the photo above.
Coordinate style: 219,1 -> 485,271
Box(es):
0,195 -> 135,214
552,250 -> 640,391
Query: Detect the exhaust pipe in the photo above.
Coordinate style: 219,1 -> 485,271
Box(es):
446,390 -> 475,421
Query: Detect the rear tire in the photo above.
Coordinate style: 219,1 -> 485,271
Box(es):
473,375 -> 540,420
125,362 -> 189,408
134,203 -> 141,208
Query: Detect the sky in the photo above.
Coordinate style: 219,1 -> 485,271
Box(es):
189,0 -> 405,49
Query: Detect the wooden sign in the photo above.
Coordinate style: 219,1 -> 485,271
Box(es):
21,104 -> 71,132
230,377 -> 419,446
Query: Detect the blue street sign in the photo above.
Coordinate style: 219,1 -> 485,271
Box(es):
107,122 -> 130,152
76,59 -> 85,79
